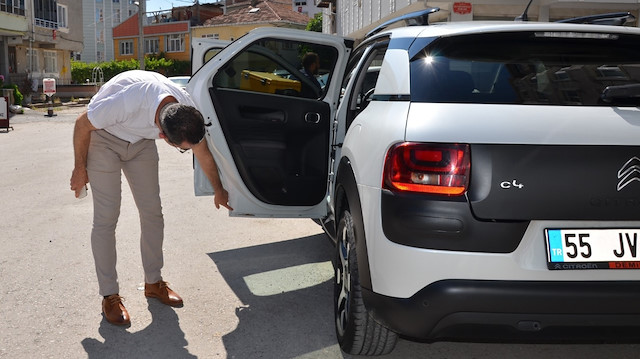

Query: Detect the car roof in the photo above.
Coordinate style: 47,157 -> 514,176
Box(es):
374,20 -> 640,41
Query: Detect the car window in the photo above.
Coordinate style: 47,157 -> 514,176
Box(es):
213,38 -> 339,99
410,31 -> 640,106
340,37 -> 388,101
350,49 -> 385,112
203,48 -> 224,65
341,42 -> 369,94
341,41 -> 388,130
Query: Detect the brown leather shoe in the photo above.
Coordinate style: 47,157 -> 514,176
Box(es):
145,281 -> 183,307
102,294 -> 130,326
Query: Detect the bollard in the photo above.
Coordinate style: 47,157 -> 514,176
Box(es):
45,95 -> 57,117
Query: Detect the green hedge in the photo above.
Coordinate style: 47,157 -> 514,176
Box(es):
71,56 -> 190,84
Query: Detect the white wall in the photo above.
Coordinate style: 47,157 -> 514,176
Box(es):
324,0 -> 640,38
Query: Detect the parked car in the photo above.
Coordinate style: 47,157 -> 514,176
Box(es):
188,9 -> 640,356
167,75 -> 190,89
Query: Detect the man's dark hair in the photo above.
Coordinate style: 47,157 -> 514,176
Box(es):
302,52 -> 319,69
159,103 -> 205,145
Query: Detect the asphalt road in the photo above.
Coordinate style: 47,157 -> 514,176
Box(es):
1,105 -> 638,358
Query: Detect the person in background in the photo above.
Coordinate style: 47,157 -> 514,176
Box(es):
300,52 -> 322,97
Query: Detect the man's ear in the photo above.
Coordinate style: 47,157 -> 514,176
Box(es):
155,116 -> 167,139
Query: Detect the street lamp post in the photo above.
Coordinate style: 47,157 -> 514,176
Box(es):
135,1 -> 146,70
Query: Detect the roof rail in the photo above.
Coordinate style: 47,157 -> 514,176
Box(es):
556,12 -> 636,26
365,7 -> 440,39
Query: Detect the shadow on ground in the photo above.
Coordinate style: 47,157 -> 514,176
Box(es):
81,299 -> 195,358
209,233 -> 339,358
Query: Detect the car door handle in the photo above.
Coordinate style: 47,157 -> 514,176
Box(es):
305,112 -> 321,124
239,107 -> 285,123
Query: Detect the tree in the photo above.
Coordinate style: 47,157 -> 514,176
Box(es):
306,12 -> 322,32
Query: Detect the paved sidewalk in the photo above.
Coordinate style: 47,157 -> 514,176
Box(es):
0,106 -> 339,359
6,103 -> 87,124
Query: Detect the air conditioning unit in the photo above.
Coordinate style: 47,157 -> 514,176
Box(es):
8,36 -> 23,45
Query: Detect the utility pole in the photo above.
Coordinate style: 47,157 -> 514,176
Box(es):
137,1 -> 146,70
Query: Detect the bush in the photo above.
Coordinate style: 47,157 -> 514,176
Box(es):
306,12 -> 322,32
71,57 -> 191,84
71,59 -> 139,84
147,55 -> 190,76
1,83 -> 23,106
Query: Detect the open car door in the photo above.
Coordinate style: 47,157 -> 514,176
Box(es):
188,28 -> 351,217
190,38 -> 231,73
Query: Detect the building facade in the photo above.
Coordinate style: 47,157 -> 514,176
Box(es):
291,0 -> 321,18
0,1 -> 28,81
81,0 -> 139,63
1,0 -> 83,96
193,0 -> 310,41
317,0 -> 640,38
112,12 -> 191,63
165,2 -> 224,25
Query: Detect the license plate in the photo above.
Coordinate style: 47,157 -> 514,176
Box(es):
545,228 -> 640,270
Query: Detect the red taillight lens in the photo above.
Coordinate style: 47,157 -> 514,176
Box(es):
383,143 -> 470,196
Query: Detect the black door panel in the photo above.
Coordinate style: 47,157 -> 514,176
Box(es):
210,87 -> 330,205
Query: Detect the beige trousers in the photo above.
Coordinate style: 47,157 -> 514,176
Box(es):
87,130 -> 164,296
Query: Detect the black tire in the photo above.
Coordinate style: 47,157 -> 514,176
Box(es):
334,209 -> 397,356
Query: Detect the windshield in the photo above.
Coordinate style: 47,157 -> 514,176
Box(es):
410,31 -> 640,106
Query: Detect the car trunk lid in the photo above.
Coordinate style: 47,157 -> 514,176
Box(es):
467,144 -> 640,220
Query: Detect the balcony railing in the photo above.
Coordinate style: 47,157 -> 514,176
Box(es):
35,17 -> 58,29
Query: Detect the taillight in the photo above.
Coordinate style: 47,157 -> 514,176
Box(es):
383,143 -> 470,196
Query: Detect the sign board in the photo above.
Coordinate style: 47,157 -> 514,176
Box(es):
0,96 -> 11,131
0,97 -> 7,120
43,78 -> 56,96
451,1 -> 473,21
453,2 -> 472,15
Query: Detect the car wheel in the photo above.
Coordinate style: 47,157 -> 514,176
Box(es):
334,209 -> 397,356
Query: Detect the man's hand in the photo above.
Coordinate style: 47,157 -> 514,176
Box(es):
70,167 -> 89,198
214,187 -> 233,210
192,138 -> 233,211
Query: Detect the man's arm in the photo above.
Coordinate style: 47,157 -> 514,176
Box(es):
70,111 -> 97,198
191,139 -> 233,210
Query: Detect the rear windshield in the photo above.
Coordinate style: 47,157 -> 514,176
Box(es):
410,31 -> 640,106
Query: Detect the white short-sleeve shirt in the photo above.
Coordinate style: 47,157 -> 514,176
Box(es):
87,70 -> 195,143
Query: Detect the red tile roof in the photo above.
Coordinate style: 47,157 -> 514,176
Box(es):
113,13 -> 140,38
146,21 -> 189,35
203,0 -> 310,26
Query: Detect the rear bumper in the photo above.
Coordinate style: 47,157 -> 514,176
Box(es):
381,191 -> 529,253
363,279 -> 640,342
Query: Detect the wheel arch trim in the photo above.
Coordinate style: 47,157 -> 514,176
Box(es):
336,156 -> 373,290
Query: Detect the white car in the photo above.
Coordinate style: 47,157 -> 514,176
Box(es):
168,75 -> 190,89
188,9 -> 640,356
